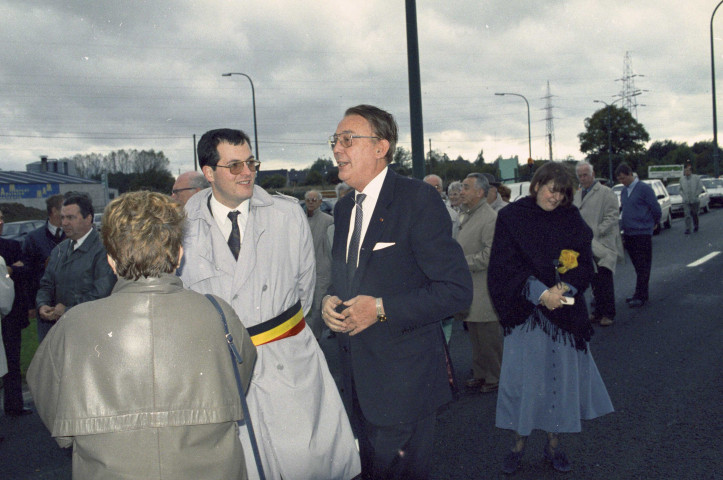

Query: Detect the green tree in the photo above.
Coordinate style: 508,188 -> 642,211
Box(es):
579,105 -> 650,179
393,146 -> 412,175
304,170 -> 323,186
261,174 -> 287,189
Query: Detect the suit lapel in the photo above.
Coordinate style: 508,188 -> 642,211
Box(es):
351,169 -> 395,293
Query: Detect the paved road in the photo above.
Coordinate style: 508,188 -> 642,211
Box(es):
2,208 -> 721,479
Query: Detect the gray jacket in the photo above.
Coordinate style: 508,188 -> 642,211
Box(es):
36,228 -> 116,310
679,174 -> 703,204
574,181 -> 624,273
27,274 -> 256,480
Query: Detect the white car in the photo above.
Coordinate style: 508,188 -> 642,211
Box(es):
613,180 -> 672,234
505,181 -> 531,202
666,183 -> 711,217
702,178 -> 723,207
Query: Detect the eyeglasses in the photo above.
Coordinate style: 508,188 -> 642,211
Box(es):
215,159 -> 261,174
328,133 -> 379,150
171,187 -> 196,195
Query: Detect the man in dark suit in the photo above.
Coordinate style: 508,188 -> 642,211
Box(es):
22,194 -> 65,340
322,105 -> 472,479
0,209 -> 32,416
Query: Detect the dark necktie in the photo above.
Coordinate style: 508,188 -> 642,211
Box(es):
346,193 -> 366,285
581,188 -> 589,201
67,240 -> 76,259
54,228 -> 63,242
227,210 -> 241,260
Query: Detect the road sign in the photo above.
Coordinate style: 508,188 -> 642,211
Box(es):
648,164 -> 683,179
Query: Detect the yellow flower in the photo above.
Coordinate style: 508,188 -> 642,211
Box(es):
557,249 -> 579,274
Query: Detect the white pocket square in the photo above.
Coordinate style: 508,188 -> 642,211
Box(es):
373,242 -> 395,251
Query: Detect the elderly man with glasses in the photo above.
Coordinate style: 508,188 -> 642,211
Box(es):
171,171 -> 209,206
178,128 -> 360,480
304,189 -> 334,340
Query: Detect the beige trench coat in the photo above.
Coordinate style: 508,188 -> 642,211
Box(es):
456,201 -> 499,323
573,181 -> 624,273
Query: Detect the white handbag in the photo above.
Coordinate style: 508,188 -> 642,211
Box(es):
0,255 -> 15,317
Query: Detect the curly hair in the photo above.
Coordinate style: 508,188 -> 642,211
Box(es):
101,191 -> 186,280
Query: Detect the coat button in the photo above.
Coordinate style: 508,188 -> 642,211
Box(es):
262,285 -> 268,291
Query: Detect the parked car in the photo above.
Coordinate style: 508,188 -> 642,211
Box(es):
0,219 -> 46,241
666,183 -> 711,217
613,180 -> 671,234
702,178 -> 723,206
504,181 -> 531,202
93,213 -> 103,231
641,179 -> 672,233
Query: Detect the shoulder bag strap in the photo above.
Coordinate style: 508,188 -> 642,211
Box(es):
205,294 -> 266,480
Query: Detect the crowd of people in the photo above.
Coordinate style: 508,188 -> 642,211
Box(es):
0,103 -> 697,479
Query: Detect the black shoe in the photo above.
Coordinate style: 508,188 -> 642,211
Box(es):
684,229 -> 691,235
544,443 -> 572,472
625,296 -> 636,303
694,226 -> 699,232
502,449 -> 524,475
5,408 -> 33,417
628,299 -> 646,308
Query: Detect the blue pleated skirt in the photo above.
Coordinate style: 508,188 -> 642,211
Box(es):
495,319 -> 614,436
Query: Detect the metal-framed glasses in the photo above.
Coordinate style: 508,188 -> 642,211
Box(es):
328,133 -> 379,150
215,159 -> 261,174
171,187 -> 196,195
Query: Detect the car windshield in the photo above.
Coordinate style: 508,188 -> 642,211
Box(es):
703,179 -> 723,188
666,184 -> 679,195
2,224 -> 21,236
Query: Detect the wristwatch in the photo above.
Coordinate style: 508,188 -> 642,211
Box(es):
375,297 -> 387,322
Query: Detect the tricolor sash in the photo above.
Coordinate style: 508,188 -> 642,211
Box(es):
247,300 -> 306,346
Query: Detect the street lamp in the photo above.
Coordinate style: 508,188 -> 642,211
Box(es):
594,93 -> 642,184
495,92 -> 532,164
710,1 -> 723,178
222,72 -> 259,161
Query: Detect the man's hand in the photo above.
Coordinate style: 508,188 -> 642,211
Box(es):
338,295 -> 378,336
38,305 -> 56,322
321,295 -> 347,333
53,303 -> 66,319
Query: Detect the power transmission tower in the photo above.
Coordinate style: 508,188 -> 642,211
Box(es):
543,81 -> 555,161
617,51 -> 645,119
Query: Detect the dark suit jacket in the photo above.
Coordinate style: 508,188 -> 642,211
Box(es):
0,237 -> 30,331
22,221 -> 65,304
330,168 -> 473,426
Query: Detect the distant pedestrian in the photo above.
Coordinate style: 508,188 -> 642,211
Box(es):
574,162 -> 624,326
489,162 -> 614,474
448,180 -> 463,211
679,162 -> 703,234
305,189 -> 334,339
615,163 -> 661,308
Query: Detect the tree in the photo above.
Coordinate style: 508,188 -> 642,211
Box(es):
304,170 -> 323,186
578,105 -> 650,178
474,149 -> 485,167
261,174 -> 287,189
393,146 -> 412,175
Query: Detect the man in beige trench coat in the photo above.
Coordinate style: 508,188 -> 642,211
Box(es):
574,162 -> 624,326
457,173 -> 503,393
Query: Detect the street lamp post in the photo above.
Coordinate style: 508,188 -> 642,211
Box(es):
593,99 -> 618,184
710,1 -> 723,178
222,72 -> 259,161
495,92 -> 532,164
594,93 -> 642,184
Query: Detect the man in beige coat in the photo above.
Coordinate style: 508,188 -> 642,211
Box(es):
574,162 -> 624,326
458,173 -> 502,393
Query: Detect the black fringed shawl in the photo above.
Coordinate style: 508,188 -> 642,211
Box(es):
488,196 -> 595,351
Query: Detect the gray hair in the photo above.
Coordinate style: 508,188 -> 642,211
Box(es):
335,182 -> 353,197
576,161 -> 594,178
188,171 -> 210,190
465,172 -> 490,195
305,189 -> 321,201
448,181 -> 463,193
423,174 -> 443,189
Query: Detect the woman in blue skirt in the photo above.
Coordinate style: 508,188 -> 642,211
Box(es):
488,162 -> 614,474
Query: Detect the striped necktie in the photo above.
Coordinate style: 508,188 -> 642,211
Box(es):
346,193 -> 366,285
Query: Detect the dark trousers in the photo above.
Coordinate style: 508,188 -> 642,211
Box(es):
351,382 -> 436,480
623,234 -> 652,301
2,319 -> 24,412
591,266 -> 616,319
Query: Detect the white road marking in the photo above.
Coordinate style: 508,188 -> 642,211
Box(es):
687,251 -> 721,267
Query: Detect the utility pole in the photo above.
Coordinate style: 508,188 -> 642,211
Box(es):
406,0 -> 425,180
543,81 -> 555,161
616,52 -> 645,119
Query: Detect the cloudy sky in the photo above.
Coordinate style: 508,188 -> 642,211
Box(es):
0,0 -> 719,177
